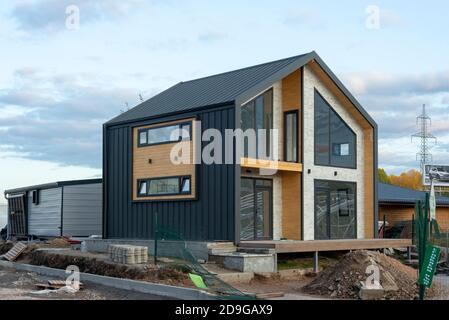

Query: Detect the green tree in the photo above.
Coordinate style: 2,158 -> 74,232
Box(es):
378,168 -> 391,184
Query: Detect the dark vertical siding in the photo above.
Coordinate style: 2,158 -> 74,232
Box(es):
105,105 -> 236,241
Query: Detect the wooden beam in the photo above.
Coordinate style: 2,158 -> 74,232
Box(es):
239,238 -> 412,253
240,158 -> 303,172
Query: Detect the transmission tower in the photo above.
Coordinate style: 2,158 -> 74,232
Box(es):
411,104 -> 437,175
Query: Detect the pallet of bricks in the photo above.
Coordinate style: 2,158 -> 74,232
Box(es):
108,245 -> 148,264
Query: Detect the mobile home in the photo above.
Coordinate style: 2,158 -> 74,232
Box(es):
4,179 -> 102,239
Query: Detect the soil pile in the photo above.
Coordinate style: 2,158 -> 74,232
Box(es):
28,250 -> 192,287
303,250 -> 426,300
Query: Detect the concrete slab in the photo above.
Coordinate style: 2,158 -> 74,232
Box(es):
210,252 -> 276,273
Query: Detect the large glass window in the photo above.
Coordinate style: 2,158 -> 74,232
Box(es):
240,89 -> 273,158
314,90 -> 356,168
137,176 -> 191,197
284,111 -> 298,162
315,180 -> 356,240
240,178 -> 272,240
138,121 -> 191,147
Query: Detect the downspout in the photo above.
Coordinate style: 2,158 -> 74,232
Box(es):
234,100 -> 242,245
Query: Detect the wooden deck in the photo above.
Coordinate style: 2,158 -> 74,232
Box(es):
239,238 -> 412,253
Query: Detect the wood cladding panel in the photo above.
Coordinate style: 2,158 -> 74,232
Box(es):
280,69 -> 302,240
308,60 -> 375,239
240,158 -> 302,172
282,172 -> 301,240
132,118 -> 196,201
380,205 -> 449,233
281,69 -> 302,163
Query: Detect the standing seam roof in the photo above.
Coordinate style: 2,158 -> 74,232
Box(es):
106,54 -> 308,125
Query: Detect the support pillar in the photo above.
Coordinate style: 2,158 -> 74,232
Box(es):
313,251 -> 319,273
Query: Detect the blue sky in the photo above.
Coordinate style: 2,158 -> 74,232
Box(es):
1,0 -> 449,203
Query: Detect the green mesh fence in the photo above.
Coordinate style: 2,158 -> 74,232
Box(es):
413,194 -> 449,299
153,219 -> 255,300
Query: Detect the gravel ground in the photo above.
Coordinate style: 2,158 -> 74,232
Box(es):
0,267 -> 172,300
432,276 -> 449,300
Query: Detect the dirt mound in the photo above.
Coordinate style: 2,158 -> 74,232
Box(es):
45,238 -> 71,248
0,242 -> 14,255
303,250 -> 426,300
28,250 -> 192,287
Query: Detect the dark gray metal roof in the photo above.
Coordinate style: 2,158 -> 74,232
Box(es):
4,178 -> 102,196
379,182 -> 449,206
106,51 -> 377,128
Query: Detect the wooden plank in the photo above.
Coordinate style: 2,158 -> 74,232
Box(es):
239,239 -> 412,253
282,171 -> 301,240
2,242 -> 27,261
240,158 -> 303,172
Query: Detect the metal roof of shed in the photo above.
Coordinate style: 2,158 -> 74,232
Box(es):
379,182 -> 449,206
4,178 -> 102,196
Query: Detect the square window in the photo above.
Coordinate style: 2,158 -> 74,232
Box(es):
340,143 -> 350,156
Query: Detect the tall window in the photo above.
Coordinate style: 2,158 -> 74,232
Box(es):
241,89 -> 273,158
315,180 -> 356,240
284,111 -> 298,162
314,90 -> 356,168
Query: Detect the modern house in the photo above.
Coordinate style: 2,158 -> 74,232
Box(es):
379,182 -> 449,233
103,51 -> 378,245
4,179 -> 102,239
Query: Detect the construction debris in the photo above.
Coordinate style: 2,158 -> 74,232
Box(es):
35,280 -> 85,291
108,245 -> 148,264
1,242 -> 27,261
303,250 -> 425,300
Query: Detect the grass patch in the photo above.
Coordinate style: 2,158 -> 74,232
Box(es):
277,256 -> 337,271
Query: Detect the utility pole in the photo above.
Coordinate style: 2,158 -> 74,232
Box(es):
411,104 -> 437,187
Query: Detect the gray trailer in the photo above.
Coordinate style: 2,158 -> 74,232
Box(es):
4,179 -> 102,239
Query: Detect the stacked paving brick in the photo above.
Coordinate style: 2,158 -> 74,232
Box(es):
108,245 -> 148,264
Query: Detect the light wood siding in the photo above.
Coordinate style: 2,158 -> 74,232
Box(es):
308,60 -> 375,239
282,171 -> 301,239
380,205 -> 449,232
132,118 -> 196,201
281,69 -> 302,240
282,69 -> 302,162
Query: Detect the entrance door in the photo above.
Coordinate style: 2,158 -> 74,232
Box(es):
315,180 -> 356,240
240,178 -> 273,240
7,194 -> 27,238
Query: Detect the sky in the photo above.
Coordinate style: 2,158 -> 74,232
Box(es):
1,0 -> 449,204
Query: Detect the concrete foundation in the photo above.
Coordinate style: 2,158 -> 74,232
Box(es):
210,252 -> 277,273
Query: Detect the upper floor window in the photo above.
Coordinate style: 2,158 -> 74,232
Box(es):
314,90 -> 356,169
284,111 -> 298,162
138,122 -> 191,147
138,176 -> 191,197
241,89 -> 273,158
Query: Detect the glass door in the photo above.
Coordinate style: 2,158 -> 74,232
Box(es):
240,178 -> 273,240
314,180 -> 356,240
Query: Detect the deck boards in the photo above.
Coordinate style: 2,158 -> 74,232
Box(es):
239,239 -> 412,253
